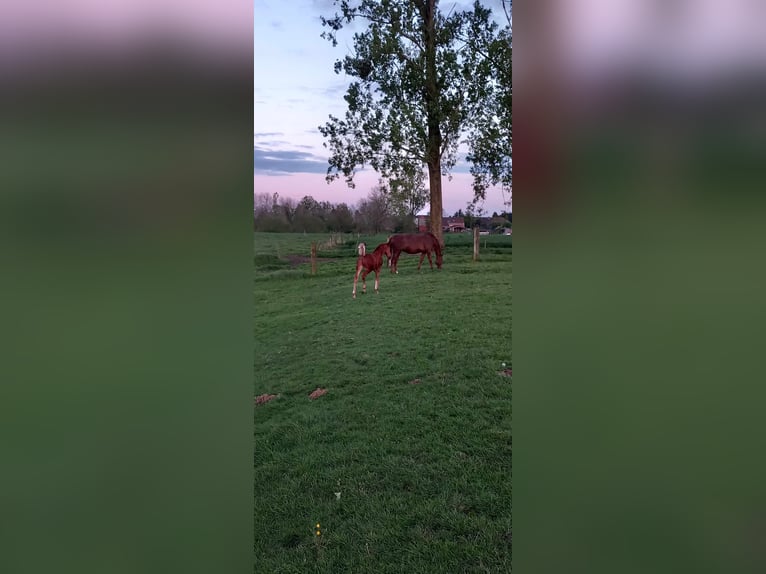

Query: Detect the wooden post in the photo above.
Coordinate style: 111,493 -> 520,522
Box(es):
473,227 -> 479,261
311,242 -> 317,275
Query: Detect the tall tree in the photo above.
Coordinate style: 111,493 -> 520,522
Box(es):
329,203 -> 355,233
294,196 -> 325,232
465,0 -> 512,208
268,194 -> 297,228
355,185 -> 392,234
319,0 -> 495,244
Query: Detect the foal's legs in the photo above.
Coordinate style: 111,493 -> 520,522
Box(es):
352,264 -> 362,298
417,252 -> 425,271
426,251 -> 433,269
374,268 -> 380,293
361,269 -> 369,293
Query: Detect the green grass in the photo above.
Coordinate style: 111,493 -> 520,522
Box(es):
254,232 -> 512,573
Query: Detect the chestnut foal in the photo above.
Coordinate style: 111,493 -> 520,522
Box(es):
352,242 -> 392,299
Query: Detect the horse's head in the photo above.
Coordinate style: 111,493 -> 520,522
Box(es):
357,242 -> 366,256
434,238 -> 443,268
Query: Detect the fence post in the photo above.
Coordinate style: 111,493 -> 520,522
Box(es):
311,242 -> 317,275
473,227 -> 480,261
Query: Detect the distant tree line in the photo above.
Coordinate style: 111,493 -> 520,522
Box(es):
254,189 -> 512,234
254,187 -> 419,234
448,208 -> 511,232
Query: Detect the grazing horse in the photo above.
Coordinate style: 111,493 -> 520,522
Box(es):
352,242 -> 392,299
387,232 -> 443,274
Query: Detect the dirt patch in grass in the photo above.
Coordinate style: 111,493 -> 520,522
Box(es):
409,378 -> 422,385
498,369 -> 512,377
309,387 -> 328,400
255,394 -> 279,406
285,255 -> 338,267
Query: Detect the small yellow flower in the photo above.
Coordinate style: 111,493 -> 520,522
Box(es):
316,523 -> 320,528
316,531 -> 321,536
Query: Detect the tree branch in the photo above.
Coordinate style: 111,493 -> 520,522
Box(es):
502,0 -> 512,29
355,11 -> 425,51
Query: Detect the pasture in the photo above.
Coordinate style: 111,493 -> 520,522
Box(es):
254,231 -> 512,573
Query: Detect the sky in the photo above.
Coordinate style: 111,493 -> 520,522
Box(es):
254,0 -> 511,216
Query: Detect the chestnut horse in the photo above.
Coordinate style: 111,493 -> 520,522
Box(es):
352,242 -> 392,299
387,232 -> 443,274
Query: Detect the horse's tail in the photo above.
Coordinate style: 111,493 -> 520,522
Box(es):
357,243 -> 366,256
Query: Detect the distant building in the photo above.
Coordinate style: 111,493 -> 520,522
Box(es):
413,212 -> 511,233
415,213 -> 466,233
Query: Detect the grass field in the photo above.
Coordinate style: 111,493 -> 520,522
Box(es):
254,231 -> 512,573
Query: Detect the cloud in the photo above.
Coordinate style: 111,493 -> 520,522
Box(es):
448,152 -> 474,174
257,140 -> 292,147
254,144 -> 328,175
253,131 -> 283,137
310,0 -> 339,13
450,163 -> 473,174
322,83 -> 348,98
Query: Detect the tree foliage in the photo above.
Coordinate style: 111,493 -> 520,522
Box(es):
379,163 -> 428,218
465,0 -> 512,207
319,0 -> 498,241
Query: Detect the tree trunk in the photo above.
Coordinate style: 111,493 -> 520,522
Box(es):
427,159 -> 443,242
422,0 -> 443,245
